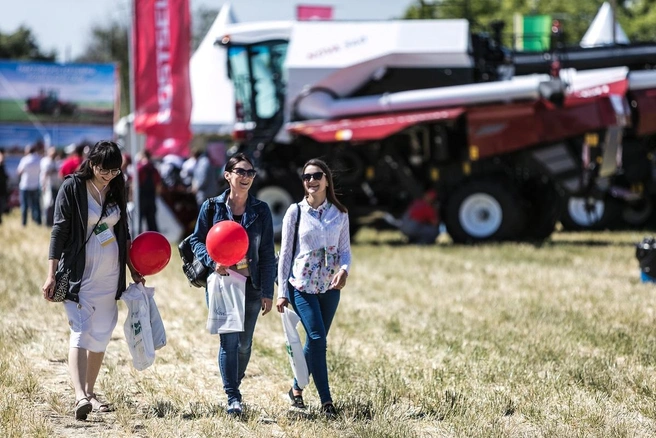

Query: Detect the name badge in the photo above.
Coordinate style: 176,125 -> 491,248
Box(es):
235,256 -> 249,270
94,223 -> 116,247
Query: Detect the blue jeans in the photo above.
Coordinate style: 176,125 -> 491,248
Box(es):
20,189 -> 41,226
206,280 -> 262,404
290,288 -> 341,404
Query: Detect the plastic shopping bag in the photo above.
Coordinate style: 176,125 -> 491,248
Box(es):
281,307 -> 309,389
206,271 -> 246,334
141,285 -> 167,350
121,283 -> 156,371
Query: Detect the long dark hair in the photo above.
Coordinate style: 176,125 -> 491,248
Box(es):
303,158 -> 347,213
76,140 -> 128,221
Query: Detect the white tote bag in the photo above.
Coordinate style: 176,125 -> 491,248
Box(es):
121,283 -> 156,371
281,307 -> 309,389
206,271 -> 246,334
141,285 -> 167,351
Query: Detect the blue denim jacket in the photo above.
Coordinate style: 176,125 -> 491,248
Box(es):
189,189 -> 276,299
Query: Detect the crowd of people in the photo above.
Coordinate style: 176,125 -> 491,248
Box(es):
40,140 -> 354,421
0,141 -> 226,236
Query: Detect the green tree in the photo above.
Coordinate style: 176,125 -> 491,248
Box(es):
0,26 -> 56,60
193,6 -> 220,51
403,0 -> 645,48
75,21 -> 130,116
76,8 -> 220,117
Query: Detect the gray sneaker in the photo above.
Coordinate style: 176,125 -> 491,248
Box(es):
227,400 -> 242,416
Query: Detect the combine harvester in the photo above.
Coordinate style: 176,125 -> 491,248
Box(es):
218,18 -> 656,242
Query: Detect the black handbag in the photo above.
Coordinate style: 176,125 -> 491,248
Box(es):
52,269 -> 71,302
179,199 -> 215,288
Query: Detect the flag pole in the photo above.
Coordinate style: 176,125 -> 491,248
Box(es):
128,0 -> 141,235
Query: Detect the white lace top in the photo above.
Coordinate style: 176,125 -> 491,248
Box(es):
277,198 -> 351,299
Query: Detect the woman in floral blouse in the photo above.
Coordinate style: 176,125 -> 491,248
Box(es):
276,158 -> 351,418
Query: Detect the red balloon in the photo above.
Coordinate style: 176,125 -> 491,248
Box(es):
206,221 -> 249,266
129,232 -> 171,276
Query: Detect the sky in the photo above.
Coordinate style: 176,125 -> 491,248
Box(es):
1,0 -> 416,62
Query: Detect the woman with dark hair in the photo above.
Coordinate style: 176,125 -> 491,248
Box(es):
276,158 -> 352,418
189,152 -> 276,416
41,140 -> 144,420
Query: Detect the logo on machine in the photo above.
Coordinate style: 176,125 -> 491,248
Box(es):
154,0 -> 173,124
307,35 -> 368,60
573,84 -> 610,99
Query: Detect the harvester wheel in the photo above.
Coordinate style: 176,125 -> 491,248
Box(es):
522,182 -> 561,241
257,184 -> 295,240
444,180 -> 526,243
622,197 -> 653,228
559,196 -> 621,231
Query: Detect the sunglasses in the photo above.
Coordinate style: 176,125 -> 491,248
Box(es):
301,172 -> 325,182
231,168 -> 257,178
98,167 -> 121,177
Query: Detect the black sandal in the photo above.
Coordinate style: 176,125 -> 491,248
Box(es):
75,397 -> 92,420
288,388 -> 306,409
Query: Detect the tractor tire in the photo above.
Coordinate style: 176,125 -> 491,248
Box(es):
257,184 -> 295,241
559,195 -> 622,231
621,197 -> 653,228
444,180 -> 527,243
522,182 -> 561,241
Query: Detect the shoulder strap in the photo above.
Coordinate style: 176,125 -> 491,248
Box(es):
292,203 -> 301,255
208,198 -> 215,217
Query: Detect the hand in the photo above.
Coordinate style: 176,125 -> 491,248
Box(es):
276,297 -> 288,313
131,270 -> 145,285
329,269 -> 348,290
215,264 -> 229,276
261,298 -> 272,316
42,275 -> 56,302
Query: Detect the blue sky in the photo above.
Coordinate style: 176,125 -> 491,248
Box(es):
1,0 -> 415,63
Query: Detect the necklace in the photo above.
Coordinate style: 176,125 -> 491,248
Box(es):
89,180 -> 106,205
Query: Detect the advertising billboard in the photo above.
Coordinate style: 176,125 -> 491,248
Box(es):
0,60 -> 118,150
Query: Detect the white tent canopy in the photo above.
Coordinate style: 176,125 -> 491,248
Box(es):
580,2 -> 629,47
190,3 -> 237,134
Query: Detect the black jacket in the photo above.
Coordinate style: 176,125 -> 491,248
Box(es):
49,175 -> 131,302
0,163 -> 7,197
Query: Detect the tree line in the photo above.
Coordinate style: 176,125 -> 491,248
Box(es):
405,0 -> 656,45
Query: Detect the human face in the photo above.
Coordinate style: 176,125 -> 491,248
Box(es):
93,164 -> 121,185
302,164 -> 327,197
225,161 -> 256,193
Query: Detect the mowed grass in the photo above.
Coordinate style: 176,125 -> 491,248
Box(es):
2,209 -> 656,437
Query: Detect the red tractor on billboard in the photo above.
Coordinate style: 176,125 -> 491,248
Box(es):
25,88 -> 78,117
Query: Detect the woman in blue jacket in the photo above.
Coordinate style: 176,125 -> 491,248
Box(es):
189,152 -> 276,416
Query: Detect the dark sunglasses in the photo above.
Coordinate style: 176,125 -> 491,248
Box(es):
231,168 -> 257,178
301,172 -> 325,182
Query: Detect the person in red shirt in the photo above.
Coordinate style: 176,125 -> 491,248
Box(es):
400,189 -> 440,244
60,144 -> 86,178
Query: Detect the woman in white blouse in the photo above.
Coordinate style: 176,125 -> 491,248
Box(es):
276,158 -> 351,418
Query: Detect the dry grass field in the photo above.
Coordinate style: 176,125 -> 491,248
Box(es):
2,209 -> 656,437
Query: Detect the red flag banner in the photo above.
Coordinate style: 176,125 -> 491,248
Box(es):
296,5 -> 333,21
133,0 -> 192,156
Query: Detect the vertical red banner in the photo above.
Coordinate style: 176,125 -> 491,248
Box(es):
296,5 -> 333,21
133,0 -> 192,157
